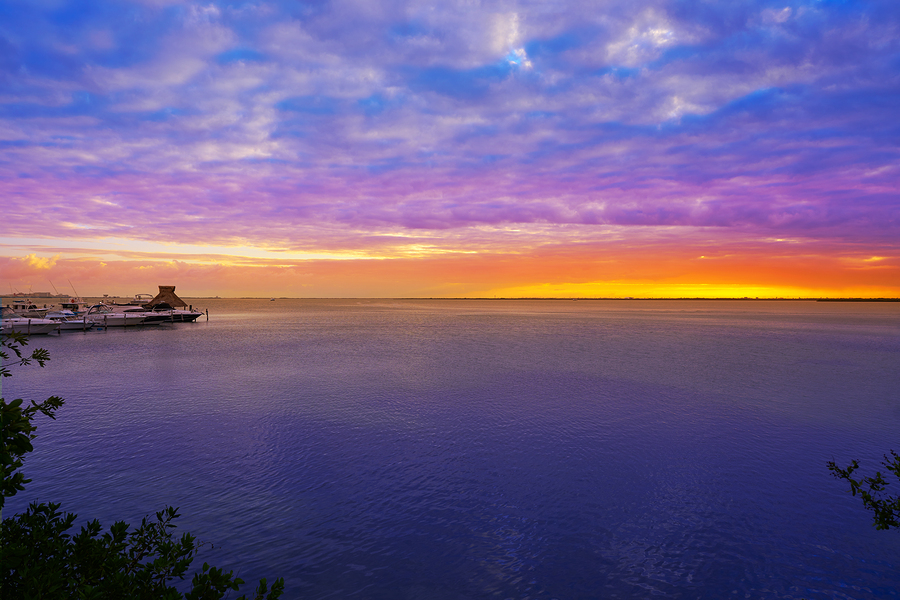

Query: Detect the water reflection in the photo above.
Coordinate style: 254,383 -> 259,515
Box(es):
5,299 -> 899,598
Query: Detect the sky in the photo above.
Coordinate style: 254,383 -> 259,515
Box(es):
1,0 -> 898,298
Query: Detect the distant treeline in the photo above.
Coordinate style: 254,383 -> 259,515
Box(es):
816,298 -> 900,302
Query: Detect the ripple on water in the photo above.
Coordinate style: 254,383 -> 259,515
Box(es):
4,299 -> 899,598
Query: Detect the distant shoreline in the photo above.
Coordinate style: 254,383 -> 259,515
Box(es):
814,298 -> 900,302
181,297 -> 900,302
4,296 -> 898,303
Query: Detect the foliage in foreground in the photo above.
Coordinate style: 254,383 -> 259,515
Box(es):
1,332 -> 284,599
828,451 -> 900,530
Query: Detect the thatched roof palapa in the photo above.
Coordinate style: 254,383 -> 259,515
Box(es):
143,285 -> 188,309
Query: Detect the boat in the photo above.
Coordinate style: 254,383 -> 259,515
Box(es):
107,297 -> 201,324
5,299 -> 51,318
143,302 -> 203,323
58,297 -> 91,314
139,286 -> 204,323
113,305 -> 174,324
45,309 -> 95,331
1,306 -> 60,335
111,293 -> 155,307
83,304 -> 148,327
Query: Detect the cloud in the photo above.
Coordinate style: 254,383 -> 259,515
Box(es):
0,0 -> 897,281
18,253 -> 60,270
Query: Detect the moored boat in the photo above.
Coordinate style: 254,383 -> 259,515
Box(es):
45,309 -> 95,331
5,299 -> 51,318
143,303 -> 204,323
83,304 -> 147,327
111,293 -> 155,307
58,297 -> 91,314
1,306 -> 59,335
115,306 -> 173,324
140,286 -> 203,322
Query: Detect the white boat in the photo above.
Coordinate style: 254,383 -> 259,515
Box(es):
143,303 -> 204,323
111,293 -> 155,307
139,286 -> 204,323
83,304 -> 147,327
105,289 -> 203,323
5,299 -> 51,318
45,309 -> 94,331
1,306 -> 59,335
113,305 -> 172,324
58,297 -> 90,314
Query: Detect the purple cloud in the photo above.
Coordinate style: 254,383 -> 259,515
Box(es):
0,0 -> 898,260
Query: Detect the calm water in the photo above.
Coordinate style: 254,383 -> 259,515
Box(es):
3,299 -> 899,599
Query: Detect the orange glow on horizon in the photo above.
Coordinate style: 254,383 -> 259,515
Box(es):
2,241 -> 898,299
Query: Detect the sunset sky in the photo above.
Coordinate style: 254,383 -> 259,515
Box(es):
1,0 -> 898,298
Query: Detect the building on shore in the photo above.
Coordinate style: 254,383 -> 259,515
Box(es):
142,285 -> 188,309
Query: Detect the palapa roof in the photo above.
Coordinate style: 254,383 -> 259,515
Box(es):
142,285 -> 187,309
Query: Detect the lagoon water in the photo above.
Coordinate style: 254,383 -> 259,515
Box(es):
3,299 -> 900,599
